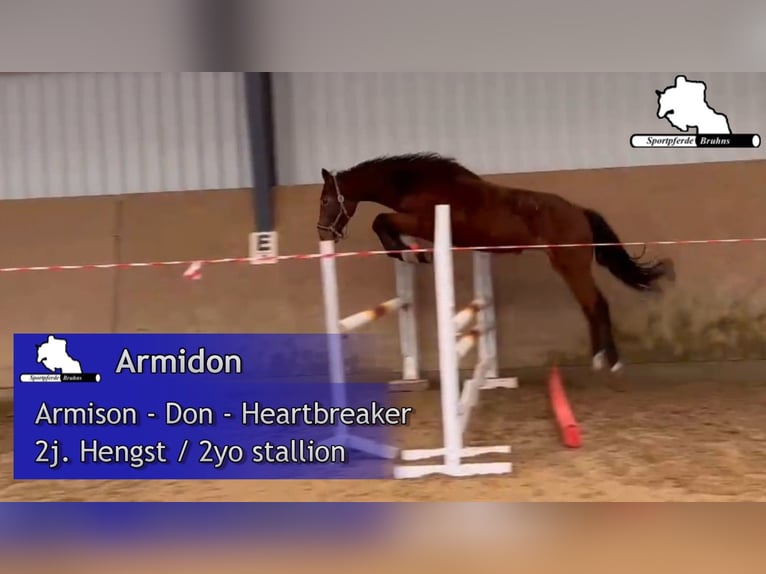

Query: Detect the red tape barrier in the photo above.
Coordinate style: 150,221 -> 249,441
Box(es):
1,237 -> 765,280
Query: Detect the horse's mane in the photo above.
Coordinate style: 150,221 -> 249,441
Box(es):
342,152 -> 480,181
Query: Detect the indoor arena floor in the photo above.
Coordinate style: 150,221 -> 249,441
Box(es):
3,363 -> 766,502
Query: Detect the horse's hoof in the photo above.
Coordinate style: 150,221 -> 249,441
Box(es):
610,361 -> 624,374
592,351 -> 606,371
401,251 -> 419,264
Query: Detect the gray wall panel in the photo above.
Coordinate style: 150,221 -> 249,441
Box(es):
0,73 -> 251,200
272,73 -> 766,185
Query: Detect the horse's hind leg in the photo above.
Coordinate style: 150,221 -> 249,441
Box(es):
549,249 -> 622,373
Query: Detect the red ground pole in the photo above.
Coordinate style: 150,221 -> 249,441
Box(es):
548,365 -> 582,448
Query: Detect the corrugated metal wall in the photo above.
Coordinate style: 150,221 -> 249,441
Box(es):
0,72 -> 252,200
3,73 -> 764,199
272,72 -> 766,185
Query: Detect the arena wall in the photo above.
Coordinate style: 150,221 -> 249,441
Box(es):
2,159 -> 765,392
0,73 -> 251,200
271,73 -> 766,184
5,73 -> 764,200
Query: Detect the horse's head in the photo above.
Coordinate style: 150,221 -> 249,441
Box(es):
656,75 -> 705,132
36,335 -> 62,371
317,168 -> 359,242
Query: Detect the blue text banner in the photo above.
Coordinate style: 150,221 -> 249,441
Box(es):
14,334 -> 397,480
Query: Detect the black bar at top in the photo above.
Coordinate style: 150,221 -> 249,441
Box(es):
695,134 -> 760,148
244,73 -> 277,233
60,373 -> 100,383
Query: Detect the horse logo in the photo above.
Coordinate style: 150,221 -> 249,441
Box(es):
655,75 -> 731,134
36,335 -> 83,374
631,74 -> 760,149
20,334 -> 101,383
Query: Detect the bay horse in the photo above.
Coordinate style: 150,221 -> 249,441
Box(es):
316,153 -> 675,373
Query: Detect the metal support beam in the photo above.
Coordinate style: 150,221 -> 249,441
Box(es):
243,72 -> 277,232
194,2 -> 275,231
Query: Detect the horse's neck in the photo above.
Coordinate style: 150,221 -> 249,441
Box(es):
369,186 -> 407,211
345,171 -> 405,210
347,165 -> 461,210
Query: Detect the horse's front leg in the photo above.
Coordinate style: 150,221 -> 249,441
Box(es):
372,213 -> 432,264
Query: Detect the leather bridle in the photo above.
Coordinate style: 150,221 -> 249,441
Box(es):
316,171 -> 351,240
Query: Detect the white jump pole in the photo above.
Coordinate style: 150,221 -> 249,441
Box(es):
467,250 -> 518,390
393,204 -> 513,479
319,239 -> 398,460
391,258 -> 427,389
319,240 -> 348,408
474,251 -> 497,377
433,204 -> 464,473
319,238 -> 426,392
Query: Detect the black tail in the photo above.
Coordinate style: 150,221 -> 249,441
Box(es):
584,208 -> 675,292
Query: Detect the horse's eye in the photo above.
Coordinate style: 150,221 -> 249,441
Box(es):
320,197 -> 330,206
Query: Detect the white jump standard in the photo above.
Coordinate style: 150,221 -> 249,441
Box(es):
394,204 -> 518,479
319,240 -> 428,392
318,242 -> 399,461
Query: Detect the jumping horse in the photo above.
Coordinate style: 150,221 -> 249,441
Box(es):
316,153 -> 675,373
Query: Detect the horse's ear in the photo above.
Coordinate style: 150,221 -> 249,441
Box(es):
655,89 -> 662,97
321,168 -> 331,183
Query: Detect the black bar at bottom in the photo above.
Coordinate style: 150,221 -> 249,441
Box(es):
696,134 -> 760,148
61,373 -> 100,383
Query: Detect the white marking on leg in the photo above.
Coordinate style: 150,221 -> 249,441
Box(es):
610,361 -> 624,373
592,351 -> 606,371
401,251 -> 418,264
397,233 -> 421,264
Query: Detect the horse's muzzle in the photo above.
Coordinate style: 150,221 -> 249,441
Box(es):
317,226 -> 337,242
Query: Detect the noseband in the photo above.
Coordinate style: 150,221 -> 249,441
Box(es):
317,171 -> 351,240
